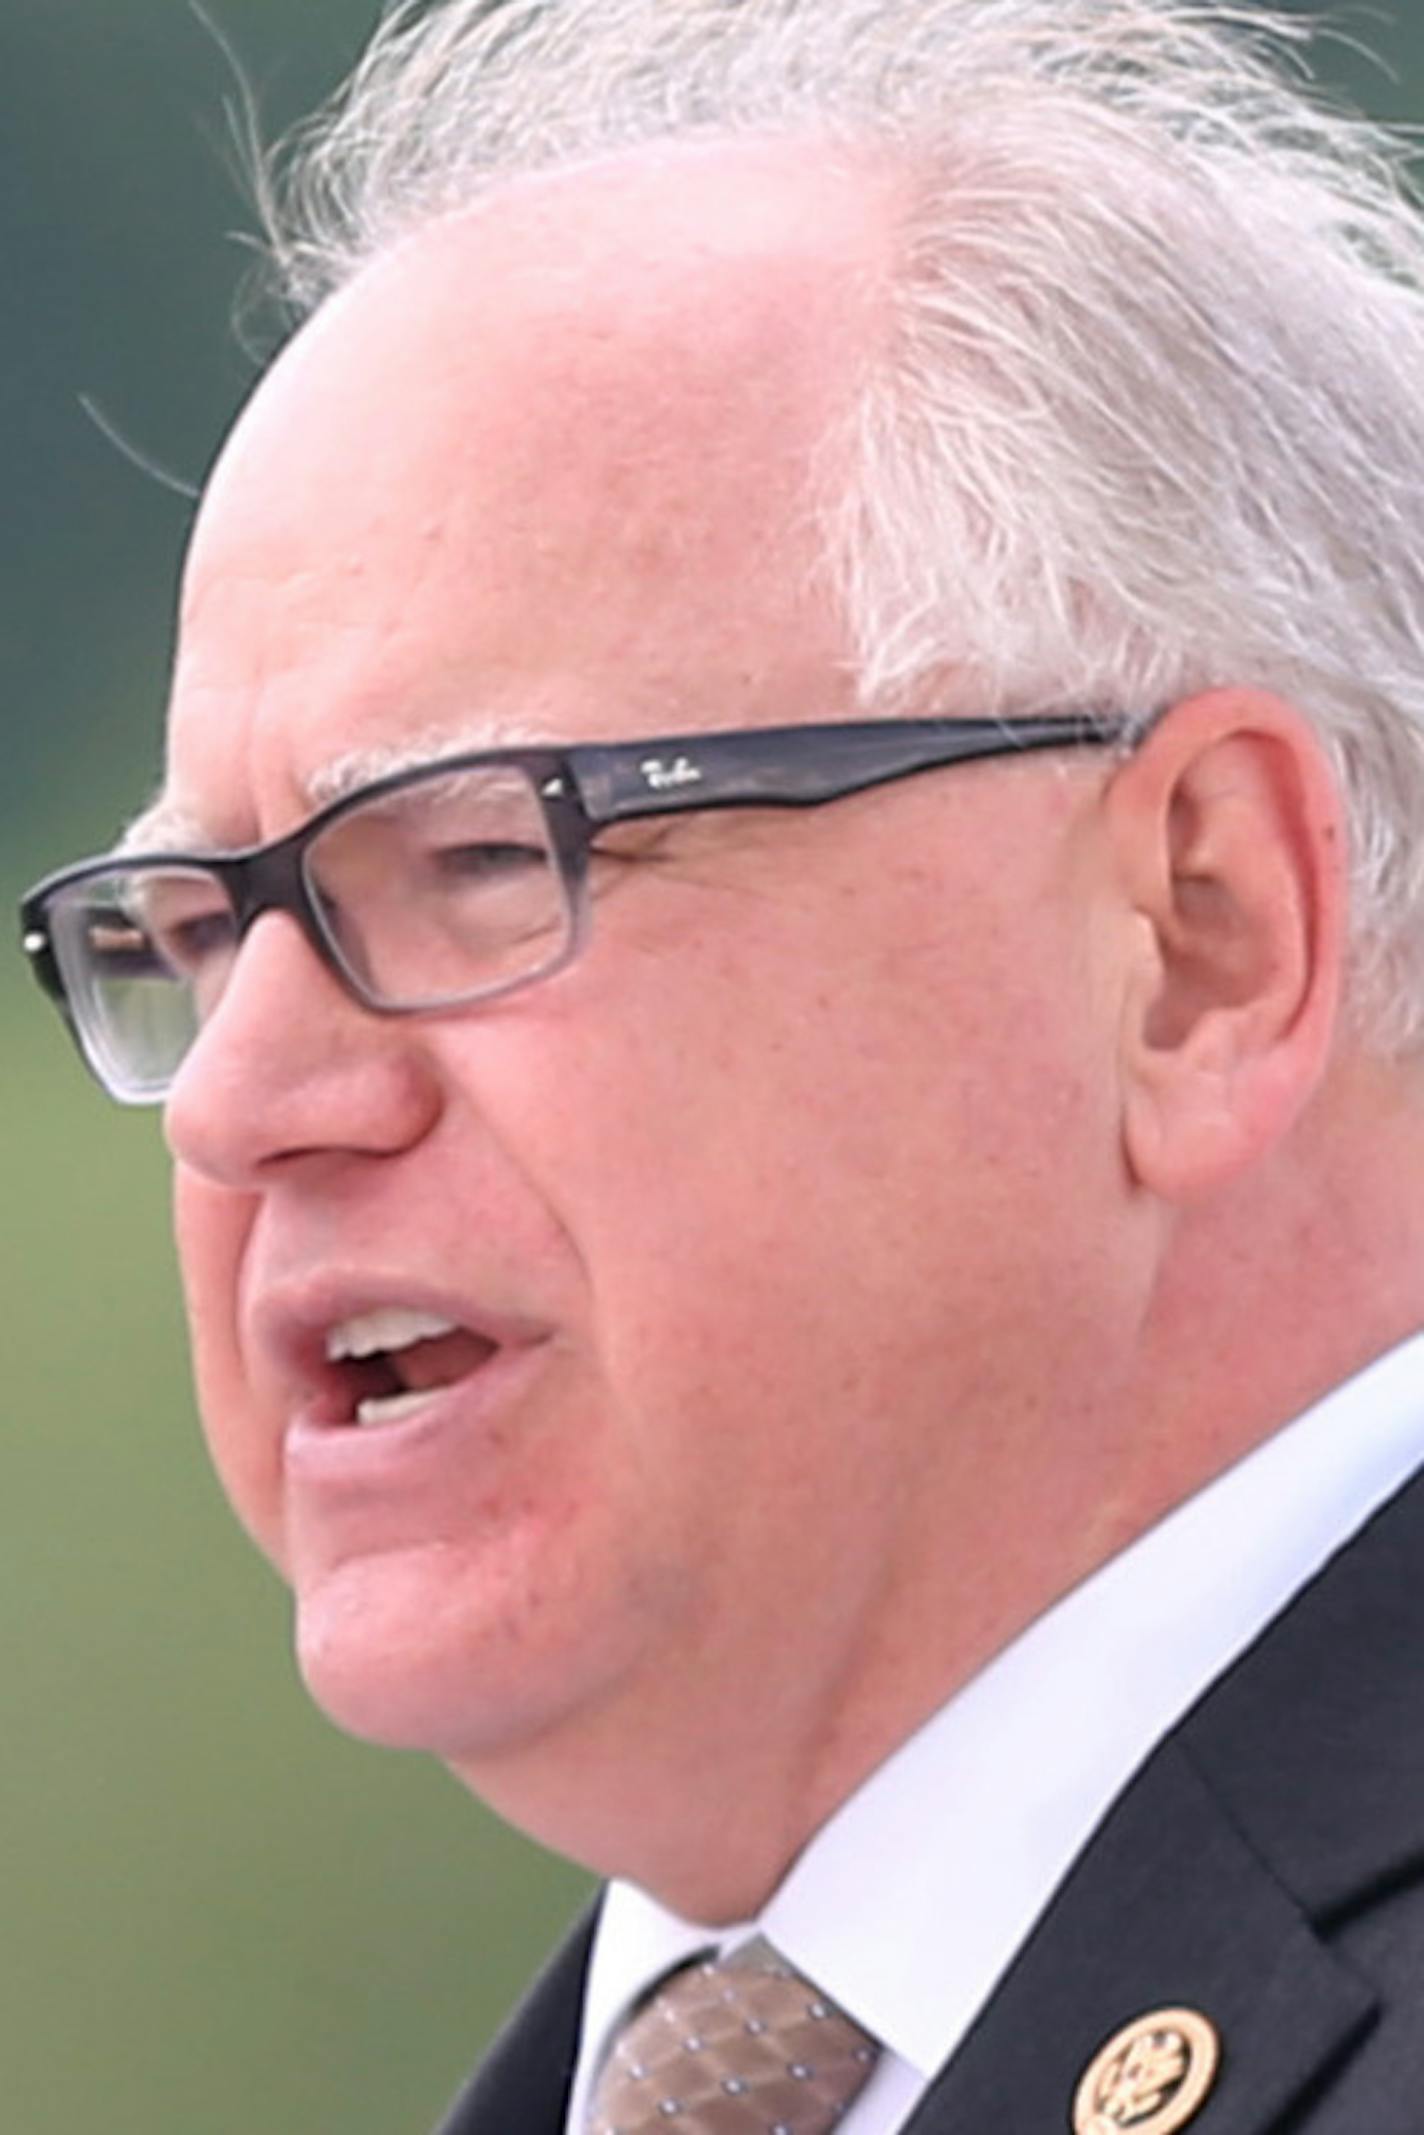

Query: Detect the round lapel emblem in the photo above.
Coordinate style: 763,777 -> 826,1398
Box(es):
1073,2009 -> 1220,2135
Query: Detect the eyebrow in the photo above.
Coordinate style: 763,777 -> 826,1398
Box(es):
120,716 -> 556,855
302,716 -> 561,810
300,722 -> 542,812
117,796 -> 211,856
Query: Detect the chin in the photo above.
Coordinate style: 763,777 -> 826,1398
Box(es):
289,1543 -> 648,1765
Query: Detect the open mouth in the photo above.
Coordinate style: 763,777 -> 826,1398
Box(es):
324,1307 -> 498,1427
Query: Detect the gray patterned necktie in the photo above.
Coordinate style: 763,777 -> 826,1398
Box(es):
585,1936 -> 881,2134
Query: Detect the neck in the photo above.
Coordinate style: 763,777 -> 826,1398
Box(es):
1118,1049 -> 1424,1521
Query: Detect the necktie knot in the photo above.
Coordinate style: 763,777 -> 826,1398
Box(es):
586,1936 -> 880,2134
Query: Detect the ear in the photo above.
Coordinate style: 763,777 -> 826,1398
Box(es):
1108,689 -> 1348,1202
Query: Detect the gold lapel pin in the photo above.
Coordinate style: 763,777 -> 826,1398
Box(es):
1073,2008 -> 1221,2135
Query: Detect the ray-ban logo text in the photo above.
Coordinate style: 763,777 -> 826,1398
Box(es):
639,756 -> 703,793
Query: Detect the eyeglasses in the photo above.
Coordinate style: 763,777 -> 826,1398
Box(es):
20,712 -> 1132,1105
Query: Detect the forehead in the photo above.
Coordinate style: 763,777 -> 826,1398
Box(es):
161,138 -> 898,842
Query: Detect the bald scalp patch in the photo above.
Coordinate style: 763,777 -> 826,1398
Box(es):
166,138 -> 900,836
186,136 -> 900,609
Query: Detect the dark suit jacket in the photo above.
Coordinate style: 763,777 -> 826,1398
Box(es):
435,1463 -> 1424,2134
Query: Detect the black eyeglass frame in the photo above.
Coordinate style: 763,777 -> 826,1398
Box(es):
20,712 -> 1135,1095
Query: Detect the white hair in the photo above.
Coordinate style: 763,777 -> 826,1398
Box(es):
255,0 -> 1424,1048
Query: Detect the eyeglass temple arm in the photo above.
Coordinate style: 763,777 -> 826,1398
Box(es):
567,714 -> 1135,824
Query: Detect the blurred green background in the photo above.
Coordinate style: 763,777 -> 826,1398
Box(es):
4,5 -> 1424,2132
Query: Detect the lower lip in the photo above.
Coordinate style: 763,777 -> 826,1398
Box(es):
284,1341 -> 551,1492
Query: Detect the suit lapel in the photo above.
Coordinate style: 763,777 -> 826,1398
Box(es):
433,1902 -> 599,2135
905,1465 -> 1424,2135
901,1735 -> 1374,2134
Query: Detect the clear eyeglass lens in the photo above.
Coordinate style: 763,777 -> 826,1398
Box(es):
305,763 -> 573,1006
48,864 -> 238,1099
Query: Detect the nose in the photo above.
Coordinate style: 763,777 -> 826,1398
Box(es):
163,911 -> 442,1188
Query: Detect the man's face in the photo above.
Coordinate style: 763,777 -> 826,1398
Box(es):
163,143 -> 1136,1878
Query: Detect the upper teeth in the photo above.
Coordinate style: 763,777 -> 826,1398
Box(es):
325,1308 -> 458,1363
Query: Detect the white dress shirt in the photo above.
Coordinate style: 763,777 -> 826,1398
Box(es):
565,1333 -> 1424,2135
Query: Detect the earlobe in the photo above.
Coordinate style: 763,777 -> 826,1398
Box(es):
1111,691 -> 1348,1203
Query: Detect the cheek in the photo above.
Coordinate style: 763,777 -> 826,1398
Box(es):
494,865 -> 1116,1448
173,1170 -> 285,1565
496,978 -> 938,1445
